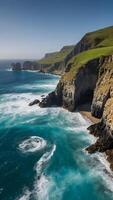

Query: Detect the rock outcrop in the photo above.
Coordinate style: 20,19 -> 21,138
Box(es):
40,58 -> 100,111
12,63 -> 22,71
29,99 -> 40,106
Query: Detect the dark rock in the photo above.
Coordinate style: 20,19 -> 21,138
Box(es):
12,63 -> 21,71
29,99 -> 40,106
39,92 -> 58,107
23,61 -> 41,70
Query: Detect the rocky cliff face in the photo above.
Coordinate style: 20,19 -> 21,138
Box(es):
39,54 -> 113,170
22,61 -> 40,70
91,56 -> 113,118
87,56 -> 113,156
12,63 -> 22,71
40,58 -> 100,111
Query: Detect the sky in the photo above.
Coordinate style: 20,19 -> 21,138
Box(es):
0,0 -> 113,59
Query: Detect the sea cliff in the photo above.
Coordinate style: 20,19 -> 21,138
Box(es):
38,26 -> 113,170
39,53 -> 113,170
12,25 -> 113,170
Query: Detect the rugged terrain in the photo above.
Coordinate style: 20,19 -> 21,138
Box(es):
38,26 -> 113,171
12,25 -> 113,171
12,45 -> 74,75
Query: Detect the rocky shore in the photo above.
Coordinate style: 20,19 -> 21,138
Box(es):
37,54 -> 113,171
27,26 -> 113,171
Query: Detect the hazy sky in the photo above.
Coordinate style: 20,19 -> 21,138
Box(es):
0,0 -> 113,59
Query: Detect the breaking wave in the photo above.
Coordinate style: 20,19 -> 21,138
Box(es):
18,144 -> 56,200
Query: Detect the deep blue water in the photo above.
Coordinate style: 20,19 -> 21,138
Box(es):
0,67 -> 113,200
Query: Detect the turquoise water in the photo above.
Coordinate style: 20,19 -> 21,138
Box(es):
0,69 -> 113,200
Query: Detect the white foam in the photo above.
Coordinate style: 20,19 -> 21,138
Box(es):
31,144 -> 56,199
5,68 -> 12,71
16,83 -> 57,90
87,152 -> 113,194
19,136 -> 47,153
22,70 -> 40,73
33,174 -> 50,200
96,152 -> 112,173
35,144 -> 56,175
18,144 -> 56,200
0,93 -> 48,123
18,189 -> 31,200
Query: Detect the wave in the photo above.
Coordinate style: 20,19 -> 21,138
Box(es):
35,144 -> 56,175
16,82 -> 58,91
0,93 -> 45,118
19,136 -> 47,153
18,144 -> 56,200
95,152 -> 113,192
5,68 -> 12,71
33,174 -> 50,200
86,152 -> 113,195
33,144 -> 56,200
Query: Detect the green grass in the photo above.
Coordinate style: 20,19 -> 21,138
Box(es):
38,45 -> 74,65
83,26 -> 113,48
38,26 -> 113,66
64,46 -> 113,80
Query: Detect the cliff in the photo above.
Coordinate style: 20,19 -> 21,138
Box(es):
11,25 -> 113,170
39,46 -> 113,109
38,25 -> 113,171
86,55 -> 113,170
12,26 -> 113,75
39,53 -> 113,169
12,45 -> 74,75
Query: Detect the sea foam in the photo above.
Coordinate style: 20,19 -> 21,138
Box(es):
19,136 -> 47,153
18,144 -> 56,200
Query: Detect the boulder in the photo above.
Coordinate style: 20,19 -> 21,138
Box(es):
29,99 -> 40,106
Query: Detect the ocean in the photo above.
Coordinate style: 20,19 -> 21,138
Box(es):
0,62 -> 113,200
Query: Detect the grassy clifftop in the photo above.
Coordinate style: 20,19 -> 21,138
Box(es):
38,25 -> 113,75
62,26 -> 113,80
38,45 -> 74,65
64,46 -> 113,80
81,26 -> 113,48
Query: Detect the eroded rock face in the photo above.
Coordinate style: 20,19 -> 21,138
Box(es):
39,58 -> 100,111
39,92 -> 58,107
91,56 -> 113,118
39,54 -> 113,164
39,54 -> 113,171
87,55 -> 113,162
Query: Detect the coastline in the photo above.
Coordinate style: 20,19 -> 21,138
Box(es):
77,103 -> 100,124
79,105 -> 113,175
80,109 -> 113,177
80,111 -> 100,124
